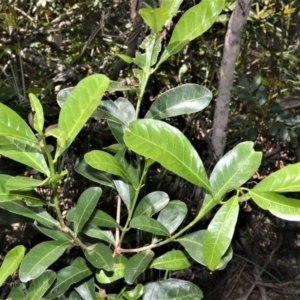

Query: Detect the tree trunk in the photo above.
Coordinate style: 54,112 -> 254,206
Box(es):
211,0 -> 253,160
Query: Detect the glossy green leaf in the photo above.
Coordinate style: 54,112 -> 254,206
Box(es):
83,224 -> 115,244
75,157 -> 115,188
19,240 -> 70,282
84,243 -> 113,270
44,257 -> 93,299
158,0 -> 225,67
103,143 -> 126,153
145,84 -> 212,119
29,93 -> 44,134
35,222 -> 70,241
0,245 -> 25,287
5,176 -> 45,191
74,187 -> 102,235
117,54 -> 133,64
96,254 -> 127,284
0,103 -> 49,175
124,250 -> 154,285
85,150 -> 132,183
74,276 -> 95,300
150,250 -> 191,271
0,201 -> 59,227
161,0 -> 183,16
124,119 -> 211,191
249,190 -> 300,221
89,209 -> 120,228
133,191 -> 169,217
143,279 -> 203,300
8,284 -> 26,299
157,200 -> 187,234
130,216 -> 170,236
210,142 -> 261,199
26,270 -> 56,300
254,163 -> 300,192
123,283 -> 144,300
93,100 -> 126,125
56,74 -> 109,159
177,230 -> 232,270
139,7 -> 170,35
114,180 -> 135,210
203,195 -> 239,271
57,87 -> 74,107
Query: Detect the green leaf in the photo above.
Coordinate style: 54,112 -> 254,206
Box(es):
35,222 -> 70,241
254,163 -> 300,192
85,150 -> 132,183
249,190 -> 300,221
29,93 -> 44,134
96,254 -> 127,284
107,80 -> 138,92
133,191 -> 169,217
203,195 -> 239,271
157,200 -> 187,234
5,176 -> 45,191
139,7 -> 170,35
103,143 -> 126,153
210,142 -> 262,199
8,284 -> 26,299
114,180 -> 135,211
177,230 -> 232,270
26,270 -> 56,300
57,87 -> 74,107
74,276 -> 95,300
150,250 -> 191,271
89,209 -> 121,228
157,0 -> 225,67
0,103 -> 49,175
161,0 -> 183,16
84,243 -> 113,271
19,240 -> 70,282
124,119 -> 211,191
84,224 -> 115,244
117,54 -> 133,64
0,201 -> 59,227
143,279 -> 203,300
130,216 -> 170,236
124,251 -> 154,285
123,283 -> 144,300
56,74 -> 109,159
74,157 -> 114,188
44,257 -> 93,299
0,245 -> 25,287
145,84 -> 212,119
74,187 -> 102,235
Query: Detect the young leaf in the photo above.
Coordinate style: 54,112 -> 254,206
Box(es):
133,191 -> 169,217
254,163 -> 300,192
74,187 -> 102,235
0,245 -> 25,287
157,200 -> 187,234
84,150 -> 132,183
249,190 -> 300,221
130,216 -> 170,236
0,201 -> 59,227
209,141 -> 262,200
26,270 -> 56,300
75,157 -> 115,188
157,0 -> 225,67
143,279 -> 203,300
89,209 -> 121,228
123,283 -> 144,300
145,84 -> 212,119
0,103 -> 49,175
19,240 -> 70,282
150,250 -> 191,271
124,119 -> 211,191
161,0 -> 183,16
96,254 -> 127,284
29,93 -> 44,135
139,7 -> 170,35
44,257 -> 93,299
177,230 -> 232,270
56,74 -> 109,159
84,243 -> 113,271
203,195 -> 239,271
124,250 -> 154,285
